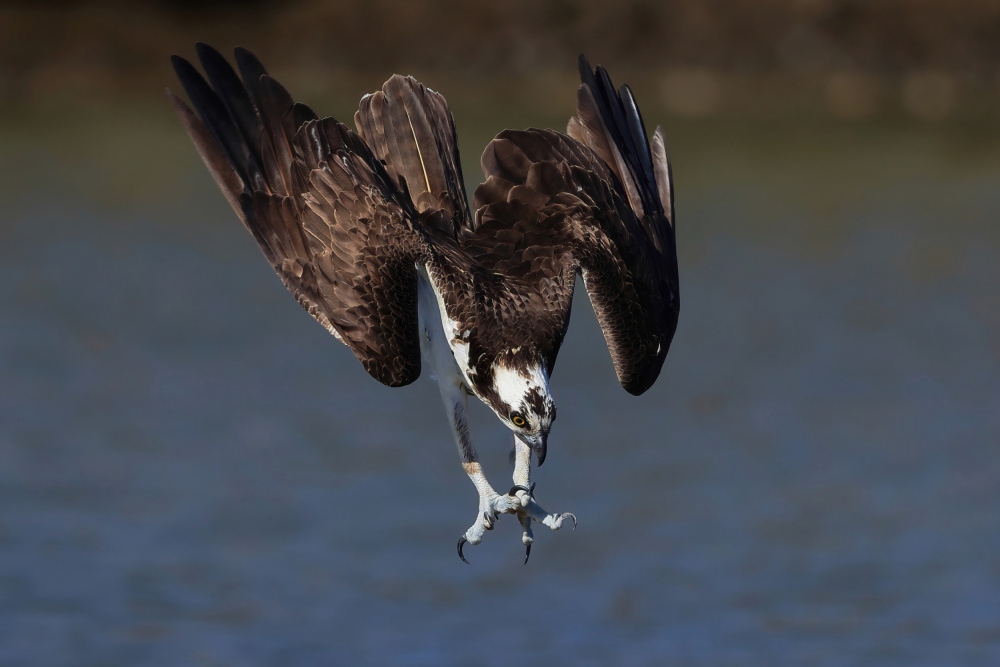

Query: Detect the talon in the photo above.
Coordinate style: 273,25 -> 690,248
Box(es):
483,511 -> 495,530
524,542 -> 532,564
529,482 -> 536,495
457,537 -> 470,564
508,485 -> 530,496
563,512 -> 578,529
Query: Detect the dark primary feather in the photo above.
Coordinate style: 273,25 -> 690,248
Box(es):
194,43 -> 265,184
167,88 -> 245,218
574,56 -> 664,221
618,83 -> 660,215
171,53 -> 255,190
569,56 -> 677,275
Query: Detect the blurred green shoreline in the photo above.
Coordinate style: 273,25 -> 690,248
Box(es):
4,0 -> 1000,121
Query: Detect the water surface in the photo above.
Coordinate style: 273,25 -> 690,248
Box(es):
1,111 -> 998,665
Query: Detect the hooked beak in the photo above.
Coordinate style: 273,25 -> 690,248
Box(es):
516,431 -> 548,467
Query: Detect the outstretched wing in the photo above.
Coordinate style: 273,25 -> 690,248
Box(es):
469,57 -> 679,395
169,43 -> 438,386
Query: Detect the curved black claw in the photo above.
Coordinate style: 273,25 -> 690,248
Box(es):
457,537 -> 470,564
508,484 -> 530,496
563,512 -> 578,530
483,511 -> 495,530
524,542 -> 532,564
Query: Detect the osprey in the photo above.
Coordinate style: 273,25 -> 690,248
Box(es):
169,44 -> 679,563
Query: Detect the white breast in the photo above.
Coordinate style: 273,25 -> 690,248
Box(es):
417,264 -> 474,390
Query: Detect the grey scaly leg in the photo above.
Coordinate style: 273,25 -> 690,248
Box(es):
446,389 -> 521,563
508,437 -> 577,563
418,271 -> 519,562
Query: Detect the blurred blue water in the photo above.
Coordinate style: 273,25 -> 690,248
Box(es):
1,116 -> 999,665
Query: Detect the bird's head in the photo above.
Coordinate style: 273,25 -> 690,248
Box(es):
482,348 -> 556,465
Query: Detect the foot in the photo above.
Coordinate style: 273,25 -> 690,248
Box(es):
457,485 -> 576,564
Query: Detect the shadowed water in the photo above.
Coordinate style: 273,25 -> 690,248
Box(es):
1,111 -> 999,665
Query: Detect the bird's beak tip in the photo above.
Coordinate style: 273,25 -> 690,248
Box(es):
514,432 -> 548,466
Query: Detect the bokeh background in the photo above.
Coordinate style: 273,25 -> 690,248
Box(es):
2,1 -> 1000,664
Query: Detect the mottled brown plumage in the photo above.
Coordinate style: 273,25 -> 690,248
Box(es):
169,45 -> 678,396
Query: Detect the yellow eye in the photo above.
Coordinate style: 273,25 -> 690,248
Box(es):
512,415 -> 526,427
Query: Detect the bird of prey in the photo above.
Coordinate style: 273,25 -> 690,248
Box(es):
169,44 -> 679,563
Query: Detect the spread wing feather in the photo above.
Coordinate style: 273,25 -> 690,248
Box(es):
171,45 -> 677,395
170,43 -> 437,387
471,59 -> 679,394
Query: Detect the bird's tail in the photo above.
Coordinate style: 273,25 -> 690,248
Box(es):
355,75 -> 471,237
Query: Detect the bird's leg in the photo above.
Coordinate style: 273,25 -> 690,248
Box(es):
445,390 -> 521,563
437,382 -> 575,563
509,437 -> 577,563
418,272 -> 526,561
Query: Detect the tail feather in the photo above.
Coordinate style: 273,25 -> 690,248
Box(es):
396,77 -> 448,198
355,75 -> 469,236
382,81 -> 430,197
